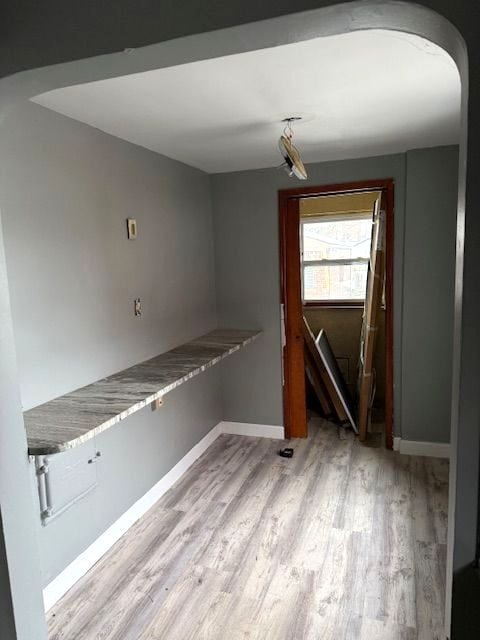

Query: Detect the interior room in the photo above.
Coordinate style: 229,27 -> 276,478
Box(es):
295,187 -> 389,443
2,4 -> 479,639
302,191 -> 387,424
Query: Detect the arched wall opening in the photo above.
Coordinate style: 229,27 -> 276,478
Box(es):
0,3 -> 469,638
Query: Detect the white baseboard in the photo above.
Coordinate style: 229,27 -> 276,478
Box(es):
219,421 -> 285,440
43,420 -> 283,611
393,437 -> 450,458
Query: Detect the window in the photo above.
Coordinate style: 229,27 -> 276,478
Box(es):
301,215 -> 372,303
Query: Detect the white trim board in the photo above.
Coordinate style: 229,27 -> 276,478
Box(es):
393,437 -> 450,458
220,421 -> 284,440
43,420 -> 284,611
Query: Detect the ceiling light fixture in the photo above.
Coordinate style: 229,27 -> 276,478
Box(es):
278,117 -> 308,180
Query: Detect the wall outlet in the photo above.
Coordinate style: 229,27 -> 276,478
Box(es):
134,298 -> 142,317
151,397 -> 164,411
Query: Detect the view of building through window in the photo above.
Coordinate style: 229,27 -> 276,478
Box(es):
302,216 -> 372,301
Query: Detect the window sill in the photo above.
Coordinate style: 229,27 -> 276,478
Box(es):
304,300 -> 364,309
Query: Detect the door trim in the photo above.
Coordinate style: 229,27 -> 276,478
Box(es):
279,179 -> 395,447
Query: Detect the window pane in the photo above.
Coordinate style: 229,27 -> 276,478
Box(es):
303,218 -> 372,262
304,263 -> 368,300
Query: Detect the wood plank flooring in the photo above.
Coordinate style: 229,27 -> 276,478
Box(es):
47,418 -> 449,640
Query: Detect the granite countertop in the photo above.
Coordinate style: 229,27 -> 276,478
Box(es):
24,328 -> 261,456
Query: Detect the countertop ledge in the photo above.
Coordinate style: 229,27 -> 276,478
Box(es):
24,328 -> 261,456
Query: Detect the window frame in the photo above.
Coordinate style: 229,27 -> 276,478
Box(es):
300,213 -> 373,307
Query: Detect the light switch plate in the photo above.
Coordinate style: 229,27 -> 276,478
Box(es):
126,218 -> 137,239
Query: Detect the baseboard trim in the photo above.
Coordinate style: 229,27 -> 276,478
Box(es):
393,437 -> 450,458
43,420 -> 283,611
219,421 -> 285,440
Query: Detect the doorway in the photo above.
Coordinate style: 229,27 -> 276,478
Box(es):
279,179 -> 394,447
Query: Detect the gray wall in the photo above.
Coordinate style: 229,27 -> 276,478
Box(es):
0,1 -> 474,80
212,146 -> 458,443
0,514 -> 16,640
402,147 -> 459,442
0,102 -> 217,410
0,102 -> 222,584
0,217 -> 47,639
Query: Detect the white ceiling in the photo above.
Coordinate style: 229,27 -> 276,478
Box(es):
32,30 -> 461,174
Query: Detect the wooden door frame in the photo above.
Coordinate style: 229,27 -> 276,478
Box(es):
279,179 -> 395,448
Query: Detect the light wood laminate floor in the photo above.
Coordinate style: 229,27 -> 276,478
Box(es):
48,419 -> 449,640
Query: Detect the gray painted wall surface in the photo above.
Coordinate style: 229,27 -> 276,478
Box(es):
0,103 -> 222,584
0,1 -> 475,80
0,217 -> 47,639
0,514 -> 16,640
0,102 -> 217,410
212,147 -> 458,443
402,147 -> 459,443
